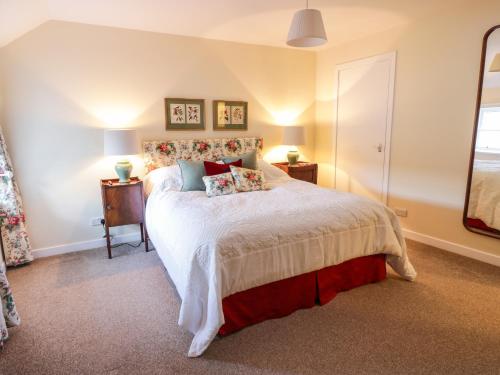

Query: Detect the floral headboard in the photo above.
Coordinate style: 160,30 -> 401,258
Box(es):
143,137 -> 263,171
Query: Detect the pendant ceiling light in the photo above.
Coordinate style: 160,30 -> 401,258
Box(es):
287,0 -> 327,47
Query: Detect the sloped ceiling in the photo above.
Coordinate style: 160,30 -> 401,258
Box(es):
0,0 -> 49,47
0,0 -> 459,49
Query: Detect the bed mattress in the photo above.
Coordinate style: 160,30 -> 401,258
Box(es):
468,159 -> 500,231
146,170 -> 416,356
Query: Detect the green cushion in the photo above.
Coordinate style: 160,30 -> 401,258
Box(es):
177,160 -> 206,191
222,150 -> 257,170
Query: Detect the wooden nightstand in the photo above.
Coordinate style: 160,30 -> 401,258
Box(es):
272,162 -> 318,184
100,177 -> 149,259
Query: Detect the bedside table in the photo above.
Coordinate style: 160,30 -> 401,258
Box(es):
100,177 -> 149,259
272,162 -> 318,184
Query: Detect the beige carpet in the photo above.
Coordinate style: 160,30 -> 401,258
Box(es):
0,240 -> 499,374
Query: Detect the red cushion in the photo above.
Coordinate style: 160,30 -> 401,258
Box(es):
204,159 -> 242,176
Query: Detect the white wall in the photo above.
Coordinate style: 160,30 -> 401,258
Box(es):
0,21 -> 316,251
2,6 -> 500,260
315,0 -> 500,256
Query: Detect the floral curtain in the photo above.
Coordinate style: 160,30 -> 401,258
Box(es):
0,128 -> 32,266
0,262 -> 20,347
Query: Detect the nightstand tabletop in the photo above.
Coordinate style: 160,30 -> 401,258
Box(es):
272,162 -> 315,168
101,177 -> 141,187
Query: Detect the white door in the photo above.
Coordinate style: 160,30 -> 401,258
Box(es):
334,52 -> 396,203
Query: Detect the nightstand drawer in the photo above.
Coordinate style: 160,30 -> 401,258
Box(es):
103,183 -> 144,227
289,168 -> 316,184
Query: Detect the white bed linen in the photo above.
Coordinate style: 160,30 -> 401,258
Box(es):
468,159 -> 500,231
143,165 -> 182,196
146,162 -> 416,357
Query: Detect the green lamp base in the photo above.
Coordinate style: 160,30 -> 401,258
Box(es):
287,150 -> 300,165
115,160 -> 133,184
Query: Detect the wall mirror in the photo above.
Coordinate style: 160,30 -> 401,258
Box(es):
464,25 -> 500,239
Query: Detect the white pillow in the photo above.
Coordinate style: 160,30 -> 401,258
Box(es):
257,160 -> 291,182
143,165 -> 182,195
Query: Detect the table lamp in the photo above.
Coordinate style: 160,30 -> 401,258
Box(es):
282,126 -> 305,165
104,129 -> 139,183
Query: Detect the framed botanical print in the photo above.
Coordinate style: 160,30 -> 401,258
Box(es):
213,100 -> 248,130
165,98 -> 205,130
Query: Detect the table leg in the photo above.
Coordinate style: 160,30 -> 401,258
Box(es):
143,223 -> 149,252
105,225 -> 112,259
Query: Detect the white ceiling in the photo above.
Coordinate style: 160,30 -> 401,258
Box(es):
0,0 -> 458,49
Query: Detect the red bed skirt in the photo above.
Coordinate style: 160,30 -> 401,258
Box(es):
218,254 -> 386,336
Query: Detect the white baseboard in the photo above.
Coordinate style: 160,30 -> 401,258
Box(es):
31,228 -> 500,268
32,232 -> 142,259
402,228 -> 500,267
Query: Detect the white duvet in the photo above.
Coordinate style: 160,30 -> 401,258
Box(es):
145,162 -> 416,357
468,159 -> 500,231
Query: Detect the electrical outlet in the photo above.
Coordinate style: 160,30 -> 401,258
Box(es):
89,217 -> 104,226
394,208 -> 408,217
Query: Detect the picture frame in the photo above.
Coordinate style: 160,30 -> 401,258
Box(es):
165,98 -> 205,131
212,100 -> 248,131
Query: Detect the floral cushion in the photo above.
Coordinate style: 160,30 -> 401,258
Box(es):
230,166 -> 267,192
202,173 -> 237,197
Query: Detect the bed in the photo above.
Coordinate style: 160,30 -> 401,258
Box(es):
467,158 -> 500,231
143,137 -> 417,357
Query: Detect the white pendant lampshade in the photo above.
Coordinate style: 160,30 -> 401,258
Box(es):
104,129 -> 139,156
490,53 -> 500,72
287,1 -> 327,48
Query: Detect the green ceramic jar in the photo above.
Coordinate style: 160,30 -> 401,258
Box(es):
287,150 -> 300,165
115,160 -> 132,183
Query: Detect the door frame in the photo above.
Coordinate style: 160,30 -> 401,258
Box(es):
333,51 -> 396,204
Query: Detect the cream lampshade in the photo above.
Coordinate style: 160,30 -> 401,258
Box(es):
104,129 -> 139,183
287,0 -> 327,48
489,53 -> 500,72
282,126 -> 305,165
